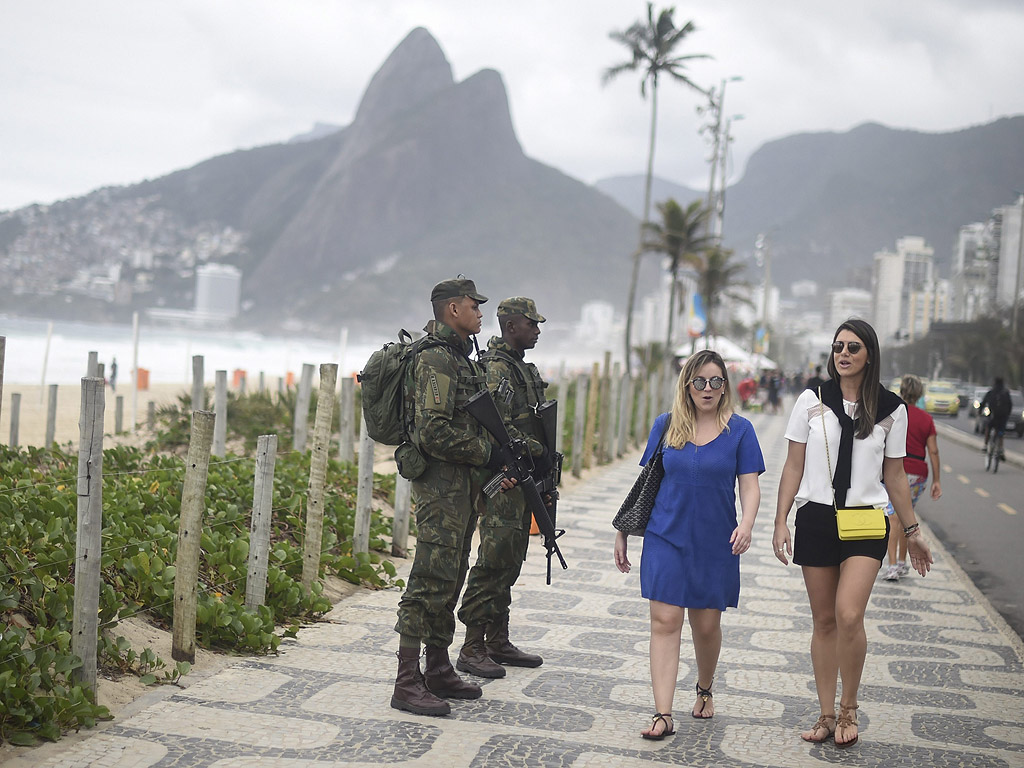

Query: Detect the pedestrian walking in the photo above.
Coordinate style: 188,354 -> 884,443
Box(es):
458,297 -> 549,677
614,349 -> 764,739
884,374 -> 941,581
391,278 -> 509,717
109,357 -> 118,392
772,318 -> 933,748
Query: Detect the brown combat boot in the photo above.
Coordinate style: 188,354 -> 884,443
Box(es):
486,616 -> 543,667
424,646 -> 482,699
456,625 -> 506,678
390,647 -> 451,716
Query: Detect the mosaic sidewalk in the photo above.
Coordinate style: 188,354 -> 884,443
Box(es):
11,412 -> 1024,767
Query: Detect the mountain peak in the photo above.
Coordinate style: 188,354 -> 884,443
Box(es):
353,27 -> 454,129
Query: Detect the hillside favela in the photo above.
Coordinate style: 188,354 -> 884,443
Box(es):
1,6 -> 1023,768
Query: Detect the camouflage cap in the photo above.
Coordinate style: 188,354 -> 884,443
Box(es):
497,297 -> 546,322
430,278 -> 488,303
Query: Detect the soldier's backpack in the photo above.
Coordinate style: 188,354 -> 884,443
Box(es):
358,330 -> 445,446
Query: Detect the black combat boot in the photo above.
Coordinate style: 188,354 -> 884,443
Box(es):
390,647 -> 451,716
486,616 -> 543,667
456,625 -> 506,678
424,646 -> 482,699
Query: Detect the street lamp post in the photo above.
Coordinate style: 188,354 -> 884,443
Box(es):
700,76 -> 741,242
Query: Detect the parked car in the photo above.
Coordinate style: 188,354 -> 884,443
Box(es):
970,387 -> 989,418
955,381 -> 976,409
975,389 -> 1024,437
923,381 -> 960,417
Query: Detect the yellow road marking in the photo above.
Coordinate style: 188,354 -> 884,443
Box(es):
957,475 -> 969,484
997,503 -> 1017,516
974,488 -> 990,498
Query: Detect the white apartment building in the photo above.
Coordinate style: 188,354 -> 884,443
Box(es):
871,236 -> 935,344
828,287 -> 872,329
195,263 -> 241,318
995,197 -> 1024,310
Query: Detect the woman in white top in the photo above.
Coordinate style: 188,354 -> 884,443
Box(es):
772,319 -> 933,748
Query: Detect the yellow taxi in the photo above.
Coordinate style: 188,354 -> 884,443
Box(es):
923,380 -> 960,416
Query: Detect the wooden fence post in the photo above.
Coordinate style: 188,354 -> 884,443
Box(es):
301,364 -> 337,592
115,395 -> 124,435
353,416 -> 375,554
87,351 -> 98,378
553,375 -> 567,455
172,410 -> 215,663
338,376 -> 355,463
45,384 -> 58,446
213,370 -> 227,457
293,363 -> 315,452
72,377 -> 104,690
582,363 -> 600,469
616,372 -> 632,457
8,393 -> 20,446
245,434 -> 277,610
191,355 -> 205,411
633,374 -> 647,447
392,475 -> 412,558
147,401 -> 156,431
646,372 -> 659,432
571,373 -> 588,478
258,371 -> 266,393
605,362 -> 621,463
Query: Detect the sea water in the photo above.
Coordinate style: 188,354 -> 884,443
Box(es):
0,317 -> 377,385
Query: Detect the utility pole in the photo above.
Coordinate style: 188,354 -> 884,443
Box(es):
700,77 -> 741,242
755,233 -> 772,356
1010,194 -> 1024,346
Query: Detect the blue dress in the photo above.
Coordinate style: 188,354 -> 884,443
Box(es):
639,412 -> 765,610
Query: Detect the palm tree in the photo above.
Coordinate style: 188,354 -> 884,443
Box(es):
604,3 -> 710,375
694,245 -> 750,340
643,197 -> 711,354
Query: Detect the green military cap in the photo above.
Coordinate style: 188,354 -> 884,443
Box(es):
497,296 -> 546,322
430,278 -> 488,303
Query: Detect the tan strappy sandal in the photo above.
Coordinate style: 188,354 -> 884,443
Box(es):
801,713 -> 836,743
836,704 -> 859,748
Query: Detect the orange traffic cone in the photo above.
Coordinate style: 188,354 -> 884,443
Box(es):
530,515 -> 540,535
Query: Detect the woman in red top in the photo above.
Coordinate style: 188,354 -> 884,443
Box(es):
884,375 -> 942,580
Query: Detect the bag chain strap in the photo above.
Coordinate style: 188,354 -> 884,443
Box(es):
818,387 -> 840,513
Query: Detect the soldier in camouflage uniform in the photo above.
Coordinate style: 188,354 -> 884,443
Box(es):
457,297 -> 549,677
391,278 -> 509,717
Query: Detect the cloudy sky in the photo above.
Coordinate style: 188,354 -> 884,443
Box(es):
2,0 -> 1023,212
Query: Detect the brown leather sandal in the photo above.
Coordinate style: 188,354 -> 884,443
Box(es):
836,704 -> 859,748
641,713 -> 675,740
801,713 -> 836,743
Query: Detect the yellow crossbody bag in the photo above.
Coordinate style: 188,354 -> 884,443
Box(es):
819,388 -> 887,541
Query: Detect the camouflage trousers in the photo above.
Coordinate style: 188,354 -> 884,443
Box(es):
395,461 -> 486,648
458,486 -> 531,628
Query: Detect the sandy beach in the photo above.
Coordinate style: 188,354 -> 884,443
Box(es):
0,382 -> 186,449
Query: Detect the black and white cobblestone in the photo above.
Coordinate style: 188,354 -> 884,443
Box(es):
14,413 -> 1024,767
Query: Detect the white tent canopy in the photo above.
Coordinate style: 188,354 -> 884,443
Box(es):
675,335 -> 777,371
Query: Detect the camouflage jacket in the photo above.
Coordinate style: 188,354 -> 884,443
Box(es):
410,320 -> 492,466
480,336 -> 547,458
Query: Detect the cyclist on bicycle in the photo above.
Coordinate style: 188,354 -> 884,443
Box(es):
981,377 -> 1012,460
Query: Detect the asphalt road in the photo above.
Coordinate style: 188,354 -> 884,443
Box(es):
916,408 -> 1024,641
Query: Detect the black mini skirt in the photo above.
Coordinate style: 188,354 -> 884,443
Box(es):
793,501 -> 889,567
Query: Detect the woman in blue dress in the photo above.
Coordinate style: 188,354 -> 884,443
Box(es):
614,349 -> 765,739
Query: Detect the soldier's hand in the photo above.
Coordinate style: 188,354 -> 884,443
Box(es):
499,475 -> 517,492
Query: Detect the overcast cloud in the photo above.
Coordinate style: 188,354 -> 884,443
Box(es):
2,0 -> 1023,212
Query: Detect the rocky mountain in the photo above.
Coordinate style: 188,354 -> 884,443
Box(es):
597,116 -> 1024,293
0,28 -> 647,333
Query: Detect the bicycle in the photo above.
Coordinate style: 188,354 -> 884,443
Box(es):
985,425 -> 1005,473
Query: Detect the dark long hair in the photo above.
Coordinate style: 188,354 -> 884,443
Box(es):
826,318 -> 880,439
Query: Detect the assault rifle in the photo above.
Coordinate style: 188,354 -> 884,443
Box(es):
465,388 -> 567,584
534,399 -> 563,584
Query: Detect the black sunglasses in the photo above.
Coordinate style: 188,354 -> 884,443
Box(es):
690,376 -> 725,390
832,341 -> 864,355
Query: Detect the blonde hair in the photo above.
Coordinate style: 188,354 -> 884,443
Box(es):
666,349 -> 733,449
900,374 -> 923,404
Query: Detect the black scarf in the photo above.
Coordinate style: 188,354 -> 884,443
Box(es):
819,378 -> 903,507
